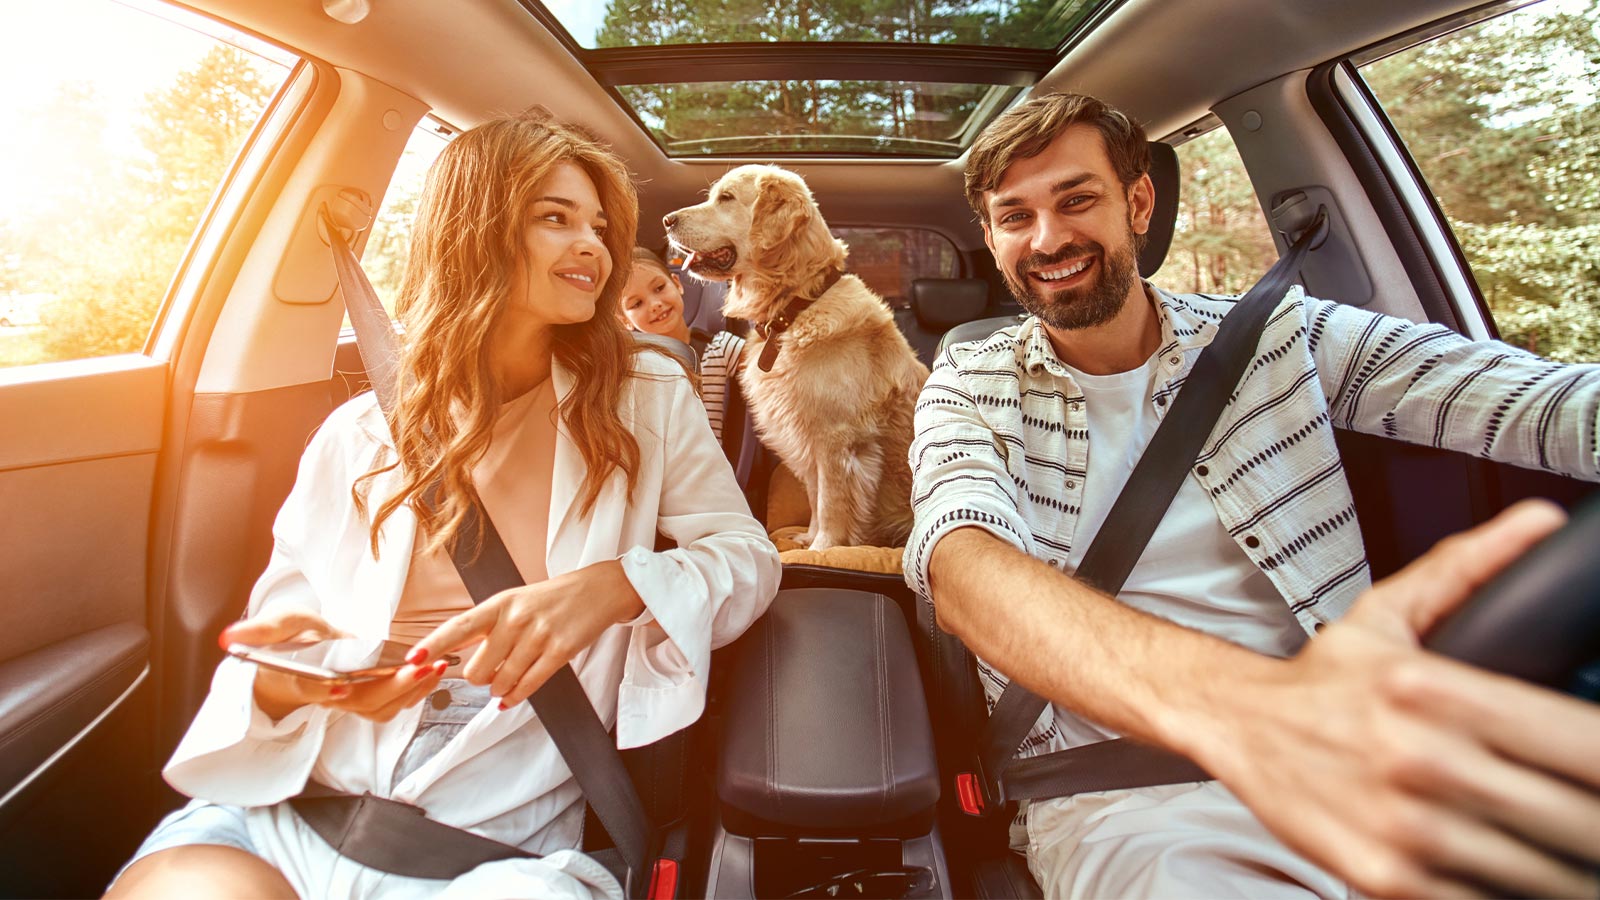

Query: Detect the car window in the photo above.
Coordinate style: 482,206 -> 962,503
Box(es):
347,121 -> 451,323
0,0 -> 293,369
1359,0 -> 1600,362
830,226 -> 961,308
1153,126 -> 1277,295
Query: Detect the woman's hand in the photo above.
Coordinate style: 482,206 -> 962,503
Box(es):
221,609 -> 448,723
407,560 -> 647,709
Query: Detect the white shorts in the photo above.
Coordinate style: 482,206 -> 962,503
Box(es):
1025,780 -> 1350,899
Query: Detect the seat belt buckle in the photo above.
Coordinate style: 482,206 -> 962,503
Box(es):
646,857 -> 679,900
956,757 -> 1005,818
955,772 -> 986,816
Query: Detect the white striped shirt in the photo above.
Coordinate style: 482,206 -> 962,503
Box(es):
905,283 -> 1600,757
700,330 -> 745,442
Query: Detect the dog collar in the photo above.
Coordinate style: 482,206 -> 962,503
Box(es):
753,267 -> 844,372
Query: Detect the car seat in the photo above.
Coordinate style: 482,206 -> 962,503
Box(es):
903,278 -> 991,367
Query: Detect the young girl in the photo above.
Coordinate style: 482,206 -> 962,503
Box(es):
107,115 -> 780,899
619,247 -> 746,443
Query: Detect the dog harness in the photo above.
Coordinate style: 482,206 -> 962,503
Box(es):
752,267 -> 844,372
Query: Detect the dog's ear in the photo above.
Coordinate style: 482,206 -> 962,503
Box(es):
751,172 -> 812,256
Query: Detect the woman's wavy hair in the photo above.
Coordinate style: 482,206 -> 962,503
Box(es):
355,112 -> 642,559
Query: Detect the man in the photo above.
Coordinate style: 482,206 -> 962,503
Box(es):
906,92 -> 1600,898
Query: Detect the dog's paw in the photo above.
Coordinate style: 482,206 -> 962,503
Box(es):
789,530 -> 815,548
809,533 -> 841,551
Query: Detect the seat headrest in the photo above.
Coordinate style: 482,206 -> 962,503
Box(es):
910,279 -> 989,332
1140,140 -> 1179,278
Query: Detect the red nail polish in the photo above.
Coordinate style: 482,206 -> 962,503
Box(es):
434,661 -> 448,675
331,686 -> 350,698
411,666 -> 430,681
405,647 -> 429,665
498,700 -> 509,711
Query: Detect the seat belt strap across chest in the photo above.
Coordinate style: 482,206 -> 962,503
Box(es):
970,209 -> 1328,809
312,206 -> 658,895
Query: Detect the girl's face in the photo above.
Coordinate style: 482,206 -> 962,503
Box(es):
502,161 -> 612,334
619,264 -> 688,338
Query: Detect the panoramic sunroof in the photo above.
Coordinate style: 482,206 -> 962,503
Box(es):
543,1 -> 1106,51
530,1 -> 1111,158
617,81 -> 1027,159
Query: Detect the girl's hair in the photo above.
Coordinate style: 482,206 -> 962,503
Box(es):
630,246 -> 673,280
355,112 -> 642,559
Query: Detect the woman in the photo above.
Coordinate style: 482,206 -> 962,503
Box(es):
107,114 -> 780,899
619,247 -> 747,442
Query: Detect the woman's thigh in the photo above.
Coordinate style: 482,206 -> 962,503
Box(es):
105,844 -> 296,899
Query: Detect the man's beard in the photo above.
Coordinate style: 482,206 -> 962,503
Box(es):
1002,225 -> 1139,332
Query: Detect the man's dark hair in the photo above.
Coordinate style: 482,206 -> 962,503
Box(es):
965,92 -> 1151,225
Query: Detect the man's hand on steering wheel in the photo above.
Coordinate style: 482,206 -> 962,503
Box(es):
1198,499 -> 1600,899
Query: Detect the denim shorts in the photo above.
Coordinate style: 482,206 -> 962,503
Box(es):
112,679 -> 491,889
110,799 -> 258,888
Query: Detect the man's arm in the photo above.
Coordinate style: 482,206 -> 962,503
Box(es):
1307,296 -> 1600,480
932,504 -> 1600,899
929,525 -> 1275,750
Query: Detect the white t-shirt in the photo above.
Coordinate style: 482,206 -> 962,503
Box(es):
1053,353 -> 1307,748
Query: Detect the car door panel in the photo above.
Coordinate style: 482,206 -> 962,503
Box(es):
156,384 -> 334,743
0,362 -> 165,895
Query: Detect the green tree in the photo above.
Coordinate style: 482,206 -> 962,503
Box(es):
595,0 -> 1073,154
1363,0 -> 1600,362
37,47 -> 275,360
1162,129 -> 1276,294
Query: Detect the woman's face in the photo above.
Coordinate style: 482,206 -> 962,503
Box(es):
502,161 -> 612,334
620,265 -> 687,337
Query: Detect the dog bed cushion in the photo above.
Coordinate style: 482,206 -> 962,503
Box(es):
770,526 -> 904,574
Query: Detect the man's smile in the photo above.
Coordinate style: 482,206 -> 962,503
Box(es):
1031,256 -> 1094,285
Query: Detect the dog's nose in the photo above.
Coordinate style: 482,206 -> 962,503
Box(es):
662,212 -> 678,230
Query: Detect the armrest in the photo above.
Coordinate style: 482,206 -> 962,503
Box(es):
0,622 -> 148,795
718,588 -> 939,835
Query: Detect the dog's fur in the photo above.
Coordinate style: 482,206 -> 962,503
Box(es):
665,165 -> 930,550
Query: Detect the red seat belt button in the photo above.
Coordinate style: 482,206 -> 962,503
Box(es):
956,772 -> 985,816
648,857 -> 679,899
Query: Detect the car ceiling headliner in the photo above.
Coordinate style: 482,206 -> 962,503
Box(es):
176,0 -> 1490,250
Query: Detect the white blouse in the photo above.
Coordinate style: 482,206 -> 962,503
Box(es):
162,352 -> 780,898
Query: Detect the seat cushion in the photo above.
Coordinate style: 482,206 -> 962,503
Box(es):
770,526 -> 903,574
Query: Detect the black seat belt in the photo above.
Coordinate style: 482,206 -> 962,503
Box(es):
296,206 -> 663,897
962,209 -> 1329,814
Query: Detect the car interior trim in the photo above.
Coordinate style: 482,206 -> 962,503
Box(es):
1328,64 -> 1494,340
0,664 -> 149,814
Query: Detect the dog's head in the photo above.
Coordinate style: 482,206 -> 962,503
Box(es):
663,165 -> 846,307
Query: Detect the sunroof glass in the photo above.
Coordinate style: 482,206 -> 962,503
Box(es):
543,1 -> 1105,51
616,81 -> 1025,158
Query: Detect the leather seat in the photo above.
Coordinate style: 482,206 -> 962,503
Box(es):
899,278 -> 991,366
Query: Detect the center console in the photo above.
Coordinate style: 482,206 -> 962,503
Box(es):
706,588 -> 950,898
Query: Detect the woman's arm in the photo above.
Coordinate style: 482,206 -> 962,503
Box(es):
409,365 -> 780,746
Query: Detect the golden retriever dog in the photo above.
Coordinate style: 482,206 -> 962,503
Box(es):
664,165 -> 929,550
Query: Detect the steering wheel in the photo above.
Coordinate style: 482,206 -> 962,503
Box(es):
1422,496 -> 1600,694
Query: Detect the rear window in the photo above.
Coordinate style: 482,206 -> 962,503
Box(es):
831,227 -> 962,308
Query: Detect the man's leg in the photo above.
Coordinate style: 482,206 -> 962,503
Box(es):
1027,781 -> 1349,899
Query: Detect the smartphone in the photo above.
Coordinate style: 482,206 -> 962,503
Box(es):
227,637 -> 457,685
